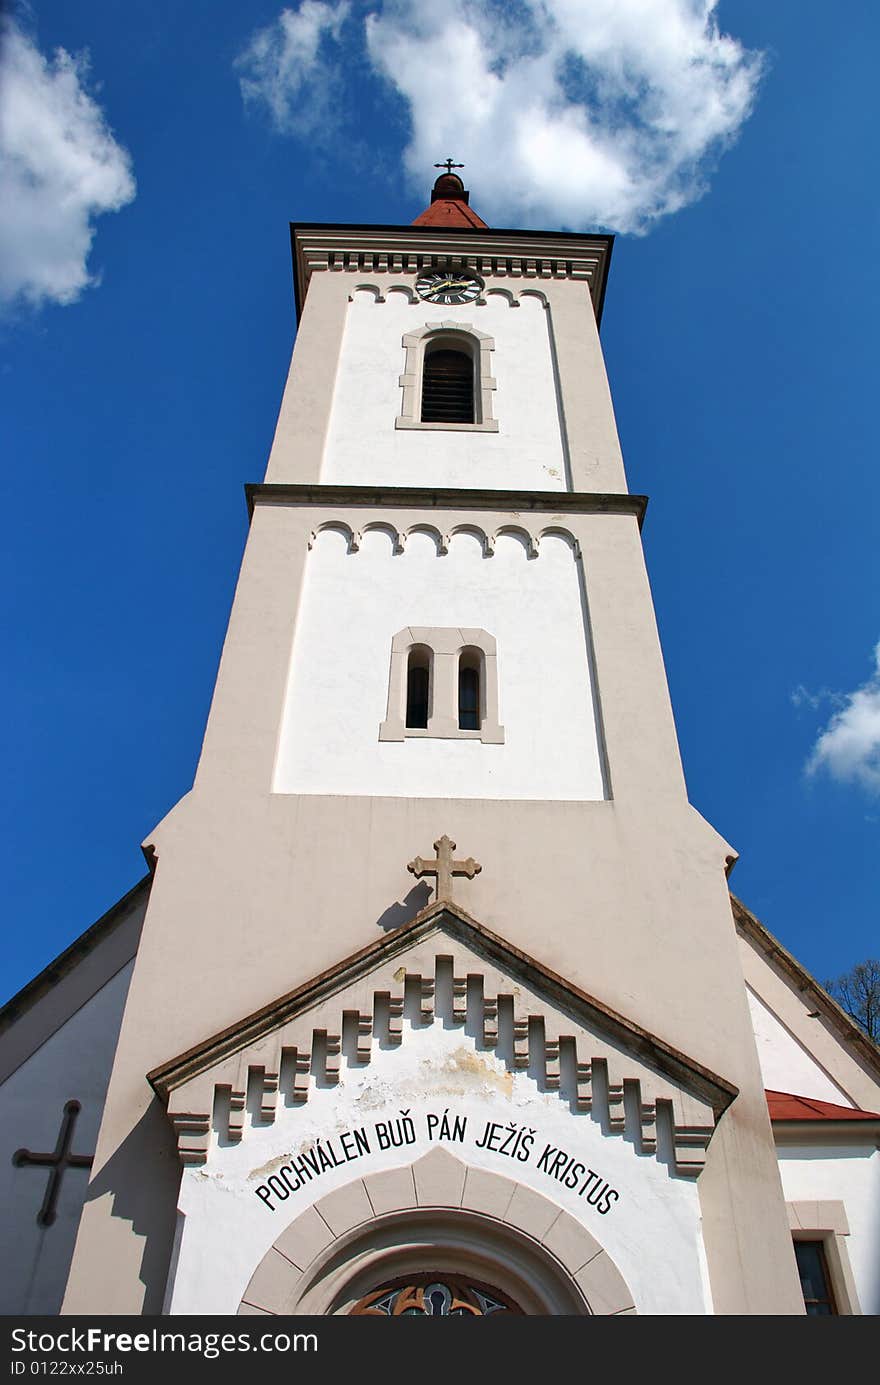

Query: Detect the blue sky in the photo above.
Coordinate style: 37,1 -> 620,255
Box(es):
1,0 -> 878,1006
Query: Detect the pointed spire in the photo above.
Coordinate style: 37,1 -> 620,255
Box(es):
412,162 -> 488,229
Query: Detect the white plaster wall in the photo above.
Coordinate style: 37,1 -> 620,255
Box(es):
273,526 -> 606,800
777,1144 -> 880,1314
322,290 -> 568,490
746,987 -> 855,1106
0,962 -> 133,1314
167,1022 -> 708,1316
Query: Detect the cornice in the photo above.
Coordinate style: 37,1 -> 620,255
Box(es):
246,483 -> 647,528
290,222 -> 614,323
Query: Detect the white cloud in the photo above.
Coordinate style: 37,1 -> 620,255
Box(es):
0,18 -> 135,311
236,1 -> 351,135
791,684 -> 842,712
365,0 -> 763,232
807,642 -> 880,794
240,0 -> 764,232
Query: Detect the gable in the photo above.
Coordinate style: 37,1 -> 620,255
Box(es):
149,900 -> 737,1178
0,875 -> 149,1086
748,987 -> 855,1108
733,895 -> 880,1112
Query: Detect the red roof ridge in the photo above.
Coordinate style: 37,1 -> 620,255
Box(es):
765,1088 -> 880,1121
412,199 -> 488,230
412,170 -> 489,229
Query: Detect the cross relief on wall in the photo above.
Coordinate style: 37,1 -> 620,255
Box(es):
13,1099 -> 94,1228
407,836 -> 481,902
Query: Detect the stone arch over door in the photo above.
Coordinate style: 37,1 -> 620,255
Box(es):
238,1148 -> 636,1316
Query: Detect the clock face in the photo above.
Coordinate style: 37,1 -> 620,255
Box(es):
415,269 -> 483,305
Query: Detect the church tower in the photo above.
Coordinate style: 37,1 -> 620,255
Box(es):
61,170 -> 808,1316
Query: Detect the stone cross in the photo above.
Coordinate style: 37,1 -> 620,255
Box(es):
408,835 -> 481,902
13,1100 -> 94,1227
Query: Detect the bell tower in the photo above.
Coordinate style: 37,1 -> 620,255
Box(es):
62,171 -> 805,1316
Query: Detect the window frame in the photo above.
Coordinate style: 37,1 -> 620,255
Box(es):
421,342 -> 477,425
793,1238 -> 837,1315
395,322 -> 499,433
787,1201 -> 861,1315
405,644 -> 432,729
380,627 -> 504,744
458,648 -> 482,731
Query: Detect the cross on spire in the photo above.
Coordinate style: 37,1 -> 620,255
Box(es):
408,835 -> 481,903
13,1100 -> 94,1227
434,158 -> 464,175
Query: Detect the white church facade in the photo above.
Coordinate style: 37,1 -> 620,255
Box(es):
2,172 -> 878,1317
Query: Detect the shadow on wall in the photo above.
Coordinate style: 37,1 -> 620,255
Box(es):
70,1098 -> 180,1313
375,883 -> 432,932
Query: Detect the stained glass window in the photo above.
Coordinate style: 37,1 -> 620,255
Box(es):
351,1274 -> 522,1316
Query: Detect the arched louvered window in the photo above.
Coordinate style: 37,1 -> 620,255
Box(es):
421,342 -> 475,424
405,645 -> 431,729
458,648 -> 482,731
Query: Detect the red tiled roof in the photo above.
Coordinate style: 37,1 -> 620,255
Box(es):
412,198 -> 488,229
766,1089 -> 880,1121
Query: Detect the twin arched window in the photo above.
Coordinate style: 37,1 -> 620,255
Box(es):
405,644 -> 483,731
380,628 -> 504,744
